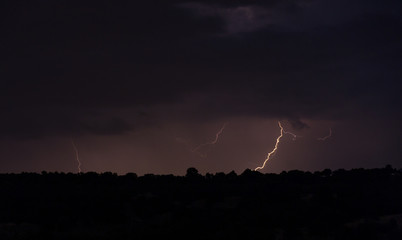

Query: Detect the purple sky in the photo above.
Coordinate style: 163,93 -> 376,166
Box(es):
0,0 -> 401,175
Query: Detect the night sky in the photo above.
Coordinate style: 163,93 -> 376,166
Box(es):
1,0 -> 401,175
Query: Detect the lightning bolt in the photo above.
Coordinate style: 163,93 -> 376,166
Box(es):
71,139 -> 81,173
254,121 -> 284,171
176,137 -> 206,158
283,129 -> 299,141
317,128 -> 332,141
192,122 -> 227,155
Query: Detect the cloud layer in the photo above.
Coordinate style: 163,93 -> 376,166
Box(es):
0,0 -> 401,138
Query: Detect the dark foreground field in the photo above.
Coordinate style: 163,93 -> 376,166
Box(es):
1,166 -> 402,240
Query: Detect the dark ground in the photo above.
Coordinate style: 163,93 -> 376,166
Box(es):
1,166 -> 402,239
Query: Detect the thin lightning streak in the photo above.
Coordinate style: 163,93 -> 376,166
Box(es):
254,121 -> 284,171
175,137 -> 206,158
317,128 -> 332,141
283,129 -> 298,141
71,139 -> 81,173
192,123 -> 227,153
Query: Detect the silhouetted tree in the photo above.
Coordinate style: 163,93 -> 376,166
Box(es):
240,168 -> 263,180
186,167 -> 200,178
322,168 -> 332,177
226,170 -> 237,180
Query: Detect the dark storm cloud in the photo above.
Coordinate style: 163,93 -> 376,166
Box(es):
0,107 -> 134,139
176,0 -> 402,120
1,0 -> 401,138
287,119 -> 309,130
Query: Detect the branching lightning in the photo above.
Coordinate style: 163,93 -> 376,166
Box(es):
71,139 -> 81,173
254,121 -> 284,171
317,128 -> 332,141
192,123 -> 227,152
283,129 -> 299,141
175,122 -> 227,158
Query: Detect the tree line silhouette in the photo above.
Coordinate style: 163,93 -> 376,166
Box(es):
0,165 -> 402,239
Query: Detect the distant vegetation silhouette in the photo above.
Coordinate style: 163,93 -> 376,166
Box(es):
1,165 -> 402,239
